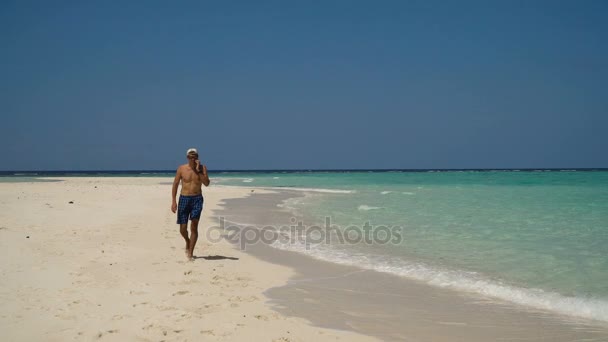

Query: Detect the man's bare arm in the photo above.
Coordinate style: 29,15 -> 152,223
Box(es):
201,165 -> 210,187
171,167 -> 181,212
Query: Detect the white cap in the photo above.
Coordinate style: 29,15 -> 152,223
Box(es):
186,148 -> 198,155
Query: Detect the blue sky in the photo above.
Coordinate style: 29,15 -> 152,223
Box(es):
1,0 -> 607,170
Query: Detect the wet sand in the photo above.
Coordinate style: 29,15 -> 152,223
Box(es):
217,191 -> 608,341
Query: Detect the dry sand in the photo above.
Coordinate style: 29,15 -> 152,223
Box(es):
0,177 -> 378,342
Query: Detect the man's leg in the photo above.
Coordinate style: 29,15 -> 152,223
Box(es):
187,219 -> 199,260
180,224 -> 190,252
177,195 -> 191,255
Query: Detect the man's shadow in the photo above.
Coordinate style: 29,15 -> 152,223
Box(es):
194,255 -> 239,261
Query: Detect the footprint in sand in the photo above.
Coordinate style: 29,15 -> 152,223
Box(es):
229,295 -> 259,303
129,290 -> 146,295
254,314 -> 269,321
157,305 -> 178,311
172,290 -> 189,296
96,330 -> 117,339
184,270 -> 192,275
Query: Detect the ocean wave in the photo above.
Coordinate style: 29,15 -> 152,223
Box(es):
401,192 -> 415,195
242,178 -> 254,183
273,177 -> 280,179
380,191 -> 392,195
269,242 -> 608,323
261,187 -> 355,194
358,205 -> 383,211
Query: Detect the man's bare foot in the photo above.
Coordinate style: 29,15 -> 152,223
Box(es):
186,252 -> 194,261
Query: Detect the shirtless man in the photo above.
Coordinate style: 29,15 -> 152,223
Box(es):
171,148 -> 211,260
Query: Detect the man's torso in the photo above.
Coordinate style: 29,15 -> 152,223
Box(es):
180,164 -> 203,195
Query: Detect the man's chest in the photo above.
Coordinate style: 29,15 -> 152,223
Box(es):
181,169 -> 200,182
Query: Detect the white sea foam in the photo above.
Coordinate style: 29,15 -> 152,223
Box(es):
401,192 -> 415,195
380,191 -> 392,195
276,196 -> 309,215
212,177 -> 253,184
273,177 -> 280,179
269,241 -> 608,323
358,205 -> 383,211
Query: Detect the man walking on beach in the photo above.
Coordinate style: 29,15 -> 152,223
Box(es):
171,148 -> 210,260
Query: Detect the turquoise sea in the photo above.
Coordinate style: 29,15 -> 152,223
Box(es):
3,170 -> 608,321
213,170 -> 608,322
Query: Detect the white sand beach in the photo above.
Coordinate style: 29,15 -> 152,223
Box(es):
0,177 -> 377,342
3,177 -> 608,342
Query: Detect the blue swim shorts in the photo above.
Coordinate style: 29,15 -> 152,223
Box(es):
177,194 -> 204,224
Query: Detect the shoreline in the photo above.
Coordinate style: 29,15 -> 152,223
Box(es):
216,190 -> 608,341
2,177 -> 608,341
0,177 -> 377,341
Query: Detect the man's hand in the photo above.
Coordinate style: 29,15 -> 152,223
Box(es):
171,202 -> 177,213
195,159 -> 201,173
202,165 -> 208,176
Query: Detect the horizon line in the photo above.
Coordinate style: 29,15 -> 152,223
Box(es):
2,167 -> 608,174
